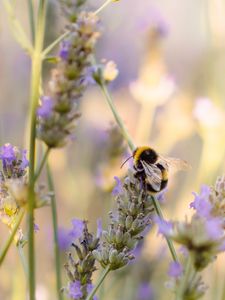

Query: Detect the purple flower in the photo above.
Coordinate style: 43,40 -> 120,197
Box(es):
20,150 -> 29,169
137,282 -> 154,300
84,65 -> 99,85
59,40 -> 70,60
97,218 -> 102,238
69,281 -> 83,299
34,223 -> 39,233
112,176 -> 123,196
37,96 -> 54,118
57,227 -> 72,250
205,218 -> 223,240
70,218 -> 84,239
87,283 -> 98,300
190,185 -> 212,218
168,261 -> 183,278
58,219 -> 84,251
179,246 -> 188,257
0,144 -> 16,165
154,216 -> 173,236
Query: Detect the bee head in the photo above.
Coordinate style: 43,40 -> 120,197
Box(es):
133,147 -> 158,165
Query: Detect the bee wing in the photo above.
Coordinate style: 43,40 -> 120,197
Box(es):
141,161 -> 162,192
158,155 -> 191,172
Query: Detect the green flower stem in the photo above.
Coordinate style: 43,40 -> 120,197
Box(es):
3,0 -> 33,55
100,83 -> 135,151
34,147 -> 50,182
18,243 -> 29,278
99,82 -> 178,262
27,0 -> 35,44
86,266 -> 111,300
42,31 -> 70,58
222,278 -> 225,300
47,162 -> 63,300
94,0 -> 112,15
0,209 -> 25,266
27,1 -> 47,299
151,196 -> 178,262
176,256 -> 193,300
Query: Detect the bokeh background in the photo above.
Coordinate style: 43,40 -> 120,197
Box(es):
0,0 -> 225,299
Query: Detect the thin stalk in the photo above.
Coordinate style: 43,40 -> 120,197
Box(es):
99,81 -> 178,262
94,0 -> 112,15
99,83 -> 135,151
175,256 -> 193,300
27,1 -> 47,299
27,0 -> 35,44
151,196 -> 178,262
86,266 -> 110,300
47,162 -> 63,300
18,243 -> 29,278
222,279 -> 225,300
42,31 -> 70,58
0,209 -> 25,265
34,147 -> 50,182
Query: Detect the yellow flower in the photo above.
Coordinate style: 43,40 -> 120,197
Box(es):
102,60 -> 119,82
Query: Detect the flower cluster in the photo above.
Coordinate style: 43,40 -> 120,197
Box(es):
157,176 -> 225,299
0,144 -> 29,230
37,2 -> 100,147
93,169 -> 154,270
64,220 -> 100,300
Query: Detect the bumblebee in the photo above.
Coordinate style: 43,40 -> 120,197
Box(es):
132,146 -> 189,194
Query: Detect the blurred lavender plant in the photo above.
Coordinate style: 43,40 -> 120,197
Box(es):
37,1 -> 100,147
157,176 -> 225,299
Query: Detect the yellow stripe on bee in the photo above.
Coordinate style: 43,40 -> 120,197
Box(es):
161,168 -> 168,181
133,146 -> 152,164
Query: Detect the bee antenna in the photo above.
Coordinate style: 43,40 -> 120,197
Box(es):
120,155 -> 133,169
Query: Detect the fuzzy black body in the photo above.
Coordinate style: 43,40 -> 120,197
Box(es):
133,147 -> 168,194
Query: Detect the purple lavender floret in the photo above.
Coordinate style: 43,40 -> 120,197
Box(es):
0,143 -> 29,178
137,282 -> 154,300
69,281 -> 83,299
59,40 -> 71,61
37,96 -> 54,118
112,176 -> 123,196
154,216 -> 173,236
58,227 -> 72,251
168,261 -> 183,278
190,185 -> 212,218
70,218 -> 84,239
58,218 -> 84,251
205,218 -> 224,240
0,144 -> 16,164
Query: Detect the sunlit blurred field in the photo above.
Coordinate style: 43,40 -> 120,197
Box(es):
0,0 -> 225,299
